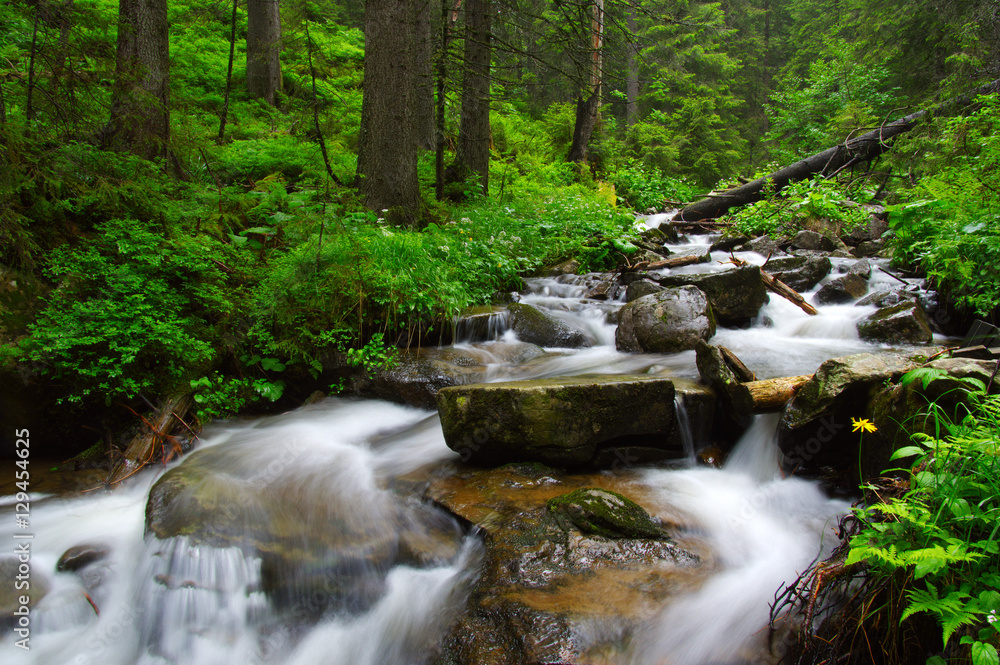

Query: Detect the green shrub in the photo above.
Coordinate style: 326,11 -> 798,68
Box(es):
23,219 -> 241,402
887,94 -> 1000,318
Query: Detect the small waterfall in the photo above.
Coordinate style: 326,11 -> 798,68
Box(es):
452,308 -> 510,343
674,395 -> 697,463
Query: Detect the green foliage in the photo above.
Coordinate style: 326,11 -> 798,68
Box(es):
847,371 -> 1000,662
609,161 -> 702,211
767,40 -> 901,161
23,219 -> 241,402
725,176 -> 873,239
887,94 -> 1000,317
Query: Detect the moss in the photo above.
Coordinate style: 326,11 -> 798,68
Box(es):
546,487 -> 667,539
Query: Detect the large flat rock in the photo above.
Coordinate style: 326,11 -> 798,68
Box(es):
436,374 -> 678,466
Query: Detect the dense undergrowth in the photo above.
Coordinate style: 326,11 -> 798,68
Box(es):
782,370 -> 1000,665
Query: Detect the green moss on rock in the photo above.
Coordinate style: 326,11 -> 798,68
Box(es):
546,487 -> 668,539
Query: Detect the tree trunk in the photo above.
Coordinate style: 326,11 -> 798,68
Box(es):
358,0 -> 421,216
435,0 -> 461,200
217,0 -> 239,142
674,78 -> 1000,221
567,0 -> 603,163
101,0 -> 170,161
625,8 -> 638,127
246,0 -> 282,105
739,375 -> 813,412
454,0 -> 492,195
414,0 -> 437,150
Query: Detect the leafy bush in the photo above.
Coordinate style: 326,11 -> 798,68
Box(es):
609,160 -> 703,211
887,94 -> 1000,318
23,219 -> 242,402
725,176 -> 873,238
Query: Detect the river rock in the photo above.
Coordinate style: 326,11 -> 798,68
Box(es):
454,306 -> 510,342
360,348 -> 488,409
625,279 -> 665,302
846,258 -> 872,279
616,286 -> 716,353
57,544 -> 110,572
710,234 -> 750,252
695,341 -> 754,419
791,230 -> 836,251
749,235 -> 787,258
654,265 -> 768,325
857,302 -> 933,344
813,273 -> 868,304
436,374 -> 679,467
507,302 -> 590,348
767,256 -> 832,292
777,353 -> 920,477
853,240 -> 884,258
856,287 -> 917,308
547,487 -> 669,539
428,464 -> 701,665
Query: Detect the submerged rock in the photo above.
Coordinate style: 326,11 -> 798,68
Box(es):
428,464 -> 702,665
436,374 -> 679,467
654,265 -> 768,324
507,303 -> 590,348
616,286 -> 716,353
857,301 -> 933,344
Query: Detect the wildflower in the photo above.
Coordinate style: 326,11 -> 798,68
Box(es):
989,610 -> 997,625
851,418 -> 877,434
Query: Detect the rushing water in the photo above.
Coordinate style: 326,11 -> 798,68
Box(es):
1,234 -> 928,664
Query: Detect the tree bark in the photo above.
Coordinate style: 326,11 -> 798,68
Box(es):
567,0 -> 604,163
454,0 -> 492,195
625,7 -> 638,127
358,0 -> 421,215
435,0 -> 461,200
246,0 -> 282,105
674,78 -> 1000,221
738,375 -> 813,412
106,393 -> 191,486
101,0 -> 170,161
414,0 -> 437,150
217,0 -> 239,142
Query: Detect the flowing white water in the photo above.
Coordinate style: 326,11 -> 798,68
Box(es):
1,234 -> 928,664
629,415 -> 849,665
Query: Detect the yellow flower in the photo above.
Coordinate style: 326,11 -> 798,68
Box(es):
852,418 -> 877,434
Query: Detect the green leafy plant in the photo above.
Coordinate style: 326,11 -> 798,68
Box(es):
845,370 -> 1000,664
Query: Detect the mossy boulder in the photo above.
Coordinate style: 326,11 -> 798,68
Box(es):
547,487 -> 668,539
359,348 -> 488,408
777,353 -> 921,478
507,302 -> 589,348
436,374 -> 678,466
616,286 -> 716,353
857,302 -> 933,344
654,265 -> 768,324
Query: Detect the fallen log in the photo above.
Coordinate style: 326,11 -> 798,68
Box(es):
727,256 -> 818,316
627,251 -> 711,272
736,374 -> 814,412
673,78 -> 1000,222
106,393 -> 193,486
760,269 -> 819,316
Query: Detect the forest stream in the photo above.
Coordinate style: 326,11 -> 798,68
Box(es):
0,229 -> 939,665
